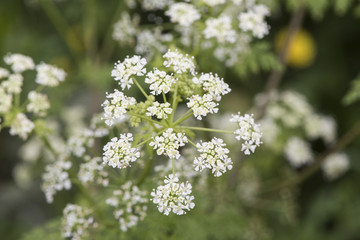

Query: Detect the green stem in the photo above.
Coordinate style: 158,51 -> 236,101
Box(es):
173,110 -> 193,126
132,78 -> 149,99
128,112 -> 161,125
162,92 -> 167,103
172,158 -> 175,175
135,155 -> 154,186
179,126 -> 233,134
170,85 -> 178,123
187,138 -> 197,148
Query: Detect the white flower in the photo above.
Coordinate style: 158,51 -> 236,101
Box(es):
0,67 -> 10,79
238,4 -> 270,39
135,29 -> 169,59
146,101 -> 173,119
203,16 -> 236,43
112,12 -> 138,44
163,49 -> 196,75
106,181 -> 148,231
165,3 -> 201,27
42,155 -> 72,203
151,174 -> 195,215
187,94 -> 219,120
322,153 -> 349,180
141,0 -> 171,10
111,55 -> 147,90
284,137 -> 313,167
9,113 -> 34,140
61,204 -> 95,240
149,128 -> 188,159
202,0 -> 226,6
305,114 -> 337,145
0,87 -> 12,113
1,74 -> 23,94
102,89 -> 136,126
192,72 -> 231,101
78,157 -> 109,187
103,133 -> 140,169
36,63 -> 66,87
4,53 -> 35,73
26,91 -> 50,116
194,137 -> 232,177
230,112 -> 263,154
145,68 -> 176,95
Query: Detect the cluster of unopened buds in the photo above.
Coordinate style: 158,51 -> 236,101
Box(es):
101,49 -> 263,215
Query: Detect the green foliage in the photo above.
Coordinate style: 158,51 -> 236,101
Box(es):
343,73 -> 360,105
21,218 -> 62,240
334,0 -> 355,15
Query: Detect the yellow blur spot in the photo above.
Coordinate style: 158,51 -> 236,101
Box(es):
275,28 -> 316,68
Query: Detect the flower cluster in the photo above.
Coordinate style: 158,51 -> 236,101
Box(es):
165,3 -> 200,27
103,133 -> 140,169
163,49 -> 196,75
187,94 -> 219,120
145,68 -> 176,95
193,72 -> 231,101
151,174 -> 195,215
78,157 -> 109,187
238,4 -> 270,39
146,101 -> 172,119
230,113 -> 263,155
61,204 -> 95,240
284,137 -> 313,167
149,128 -> 188,159
322,153 -> 350,180
194,138 -> 233,177
36,62 -> 66,87
41,155 -> 72,203
106,181 -> 148,231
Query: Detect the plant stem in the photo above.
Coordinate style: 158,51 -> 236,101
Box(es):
172,110 -> 193,126
170,85 -> 178,123
179,126 -> 233,134
132,78 -> 149,99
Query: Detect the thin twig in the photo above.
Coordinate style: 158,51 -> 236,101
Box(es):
255,6 -> 306,120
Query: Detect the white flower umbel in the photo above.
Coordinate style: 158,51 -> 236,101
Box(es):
26,91 -> 50,116
111,55 -> 147,90
1,74 -> 23,94
165,3 -> 200,27
102,89 -> 136,126
112,12 -> 138,44
145,68 -> 176,95
78,157 -> 109,187
149,128 -> 188,159
192,72 -> 231,101
284,137 -> 313,167
305,114 -> 337,145
4,53 -> 35,73
36,63 -> 66,87
194,137 -> 233,177
202,0 -> 226,6
0,87 -> 12,113
9,113 -> 35,140
151,174 -> 195,215
0,67 -> 10,79
106,181 -> 148,232
141,0 -> 170,10
146,101 -> 172,119
238,4 -> 270,39
42,155 -> 72,203
61,204 -> 95,240
230,112 -> 263,155
187,94 -> 218,120
103,133 -> 140,169
203,16 -> 236,43
322,153 -> 349,181
163,49 -> 196,75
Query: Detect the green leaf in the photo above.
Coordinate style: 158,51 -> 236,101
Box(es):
343,73 -> 360,105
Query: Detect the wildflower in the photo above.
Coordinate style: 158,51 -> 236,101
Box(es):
61,204 -> 95,240
203,16 -> 236,43
0,67 -> 9,79
149,128 -> 188,159
187,94 -> 219,120
112,12 -> 138,44
305,114 -> 336,144
4,53 -> 35,73
194,137 -> 233,177
78,157 -> 109,186
141,0 -> 170,10
322,153 -> 349,180
103,133 -> 140,168
202,0 -> 226,6
146,101 -> 173,119
111,55 -> 147,90
151,174 -> 195,215
36,63 -> 66,87
165,3 -> 201,27
0,87 -> 12,113
230,112 -> 262,155
145,68 -> 176,95
238,4 -> 270,39
1,74 -> 23,94
42,155 -> 72,203
284,137 -> 313,167
26,91 -> 50,116
163,49 -> 196,75
102,89 -> 136,126
106,181 -> 148,231
9,113 -> 34,140
192,72 -> 231,101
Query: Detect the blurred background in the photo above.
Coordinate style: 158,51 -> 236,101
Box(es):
0,0 -> 360,239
